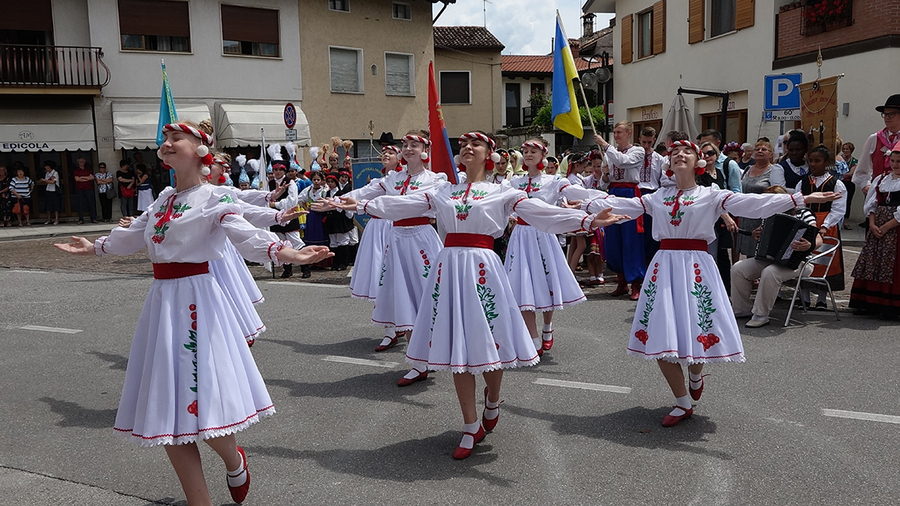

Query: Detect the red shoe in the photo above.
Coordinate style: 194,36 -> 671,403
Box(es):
629,282 -> 642,301
227,446 -> 250,504
610,279 -> 628,297
452,425 -> 486,459
397,369 -> 428,387
541,330 -> 554,350
661,406 -> 693,427
246,338 -> 255,348
374,336 -> 398,352
536,346 -> 544,357
689,375 -> 706,401
482,387 -> 503,432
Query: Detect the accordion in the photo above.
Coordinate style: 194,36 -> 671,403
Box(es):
754,213 -> 818,269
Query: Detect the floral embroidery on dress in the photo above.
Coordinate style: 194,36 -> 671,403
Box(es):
663,190 -> 687,226
420,249 -> 431,278
219,195 -> 234,204
152,195 -> 192,243
634,262 -> 659,344
454,203 -> 473,220
476,262 -> 498,332
184,304 -> 199,416
378,245 -> 388,287
690,264 -> 720,351
430,263 -> 442,332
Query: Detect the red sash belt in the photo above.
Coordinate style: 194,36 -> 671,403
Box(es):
659,239 -> 707,251
393,217 -> 431,227
153,262 -> 210,279
444,233 -> 494,249
516,217 -> 530,226
609,183 -> 644,233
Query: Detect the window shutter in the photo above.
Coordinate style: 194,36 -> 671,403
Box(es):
119,0 -> 190,38
222,5 -> 279,44
621,14 -> 633,64
688,0 -> 704,44
735,0 -> 755,30
1,0 -> 52,31
385,54 -> 411,95
652,1 -> 666,55
330,48 -> 360,93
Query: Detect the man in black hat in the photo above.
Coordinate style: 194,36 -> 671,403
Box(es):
852,94 -> 900,195
378,132 -> 396,149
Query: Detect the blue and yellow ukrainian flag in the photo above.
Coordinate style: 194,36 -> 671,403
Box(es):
551,13 -> 584,139
156,60 -> 178,146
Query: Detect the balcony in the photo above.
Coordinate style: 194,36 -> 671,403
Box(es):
0,45 -> 109,94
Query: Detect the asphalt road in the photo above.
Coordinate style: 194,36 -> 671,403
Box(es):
1,265 -> 898,505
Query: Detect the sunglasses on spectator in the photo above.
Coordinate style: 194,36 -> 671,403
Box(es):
703,150 -> 718,157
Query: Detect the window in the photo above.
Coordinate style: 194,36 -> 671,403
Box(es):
439,71 -> 470,105
329,0 -> 349,12
392,2 -> 411,20
221,5 -> 279,58
637,10 -> 652,58
384,53 -> 414,96
118,0 -> 191,52
329,47 -> 363,93
710,0 -> 736,37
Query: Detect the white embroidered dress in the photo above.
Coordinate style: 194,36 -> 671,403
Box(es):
585,186 -> 805,364
358,181 -> 596,373
343,177 -> 392,301
94,184 -> 287,446
505,174 -> 601,311
356,168 -> 445,330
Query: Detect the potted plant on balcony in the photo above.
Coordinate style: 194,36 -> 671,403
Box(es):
802,0 -> 852,35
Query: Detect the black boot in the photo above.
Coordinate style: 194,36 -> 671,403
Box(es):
280,263 -> 293,278
300,264 -> 311,278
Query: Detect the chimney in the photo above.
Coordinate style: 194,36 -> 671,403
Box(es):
582,13 -> 595,37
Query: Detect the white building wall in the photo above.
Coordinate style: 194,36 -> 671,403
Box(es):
53,0 -> 92,47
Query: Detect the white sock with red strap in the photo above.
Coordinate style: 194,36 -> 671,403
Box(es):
226,450 -> 247,487
668,394 -> 692,417
459,421 -> 481,449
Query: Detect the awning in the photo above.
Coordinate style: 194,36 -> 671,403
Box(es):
112,101 -> 212,150
0,102 -> 96,153
215,102 -> 310,148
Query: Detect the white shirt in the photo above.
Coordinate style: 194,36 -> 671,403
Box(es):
793,174 -> 847,229
604,144 -> 645,184
863,172 -> 900,221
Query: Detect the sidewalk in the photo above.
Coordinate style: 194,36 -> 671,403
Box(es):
0,221 -> 116,242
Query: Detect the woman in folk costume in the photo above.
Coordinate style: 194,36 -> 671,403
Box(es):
298,171 -> 329,245
338,132 -> 444,384
267,145 -> 304,279
794,146 -> 847,308
347,146 -> 400,302
580,139 -> 838,427
55,120 -> 332,506
506,138 -> 604,354
319,131 -> 628,459
322,173 -> 356,270
581,150 -> 608,286
487,149 -> 512,184
850,142 -> 900,317
563,152 -> 590,273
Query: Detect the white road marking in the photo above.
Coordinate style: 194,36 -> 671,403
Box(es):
19,325 -> 83,334
533,378 -> 631,394
822,409 -> 900,425
322,355 -> 399,368
266,281 -> 347,288
6,270 -> 50,274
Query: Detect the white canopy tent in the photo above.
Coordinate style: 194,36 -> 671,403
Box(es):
112,102 -> 212,150
215,102 -> 310,148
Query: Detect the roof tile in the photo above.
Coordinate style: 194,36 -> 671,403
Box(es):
434,26 -> 505,51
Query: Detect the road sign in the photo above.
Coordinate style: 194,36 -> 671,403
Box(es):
764,74 -> 801,111
283,103 -> 297,129
764,109 -> 801,122
285,129 -> 297,141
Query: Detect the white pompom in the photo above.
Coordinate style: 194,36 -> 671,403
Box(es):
200,166 -> 211,176
542,158 -> 548,167
420,151 -> 429,160
454,155 -> 460,165
697,159 -> 707,168
196,145 -> 209,157
156,148 -> 164,159
490,152 -> 501,163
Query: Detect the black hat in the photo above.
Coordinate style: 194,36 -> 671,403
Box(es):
378,132 -> 396,146
875,94 -> 900,113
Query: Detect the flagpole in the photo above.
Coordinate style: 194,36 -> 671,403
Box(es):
575,80 -> 597,134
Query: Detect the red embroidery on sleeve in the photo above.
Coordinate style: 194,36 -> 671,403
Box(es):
512,196 -> 528,212
580,215 -> 591,231
721,192 -> 734,210
99,236 -> 108,254
425,193 -> 433,210
219,212 -> 238,223
639,196 -> 647,215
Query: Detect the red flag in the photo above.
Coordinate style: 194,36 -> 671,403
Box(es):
428,61 -> 458,184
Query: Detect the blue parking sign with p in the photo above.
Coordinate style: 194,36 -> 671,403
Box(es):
764,74 -> 801,110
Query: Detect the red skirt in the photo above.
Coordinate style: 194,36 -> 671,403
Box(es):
850,206 -> 900,311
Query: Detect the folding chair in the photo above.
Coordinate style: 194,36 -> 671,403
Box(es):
783,237 -> 841,327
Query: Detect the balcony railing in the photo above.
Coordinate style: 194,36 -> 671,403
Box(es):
0,45 -> 109,88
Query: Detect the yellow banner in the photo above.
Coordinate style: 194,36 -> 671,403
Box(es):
799,76 -> 839,152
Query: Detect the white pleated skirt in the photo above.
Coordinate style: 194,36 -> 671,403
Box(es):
113,273 -> 274,447
628,250 -> 745,365
349,218 -> 392,301
505,225 -> 586,312
406,246 -> 540,374
209,240 -> 266,344
371,224 -> 442,331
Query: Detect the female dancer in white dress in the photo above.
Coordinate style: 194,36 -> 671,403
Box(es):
348,146 -> 399,302
340,133 -> 444,389
580,140 -> 839,427
321,131 -> 627,459
506,138 -> 602,354
55,121 -> 332,506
